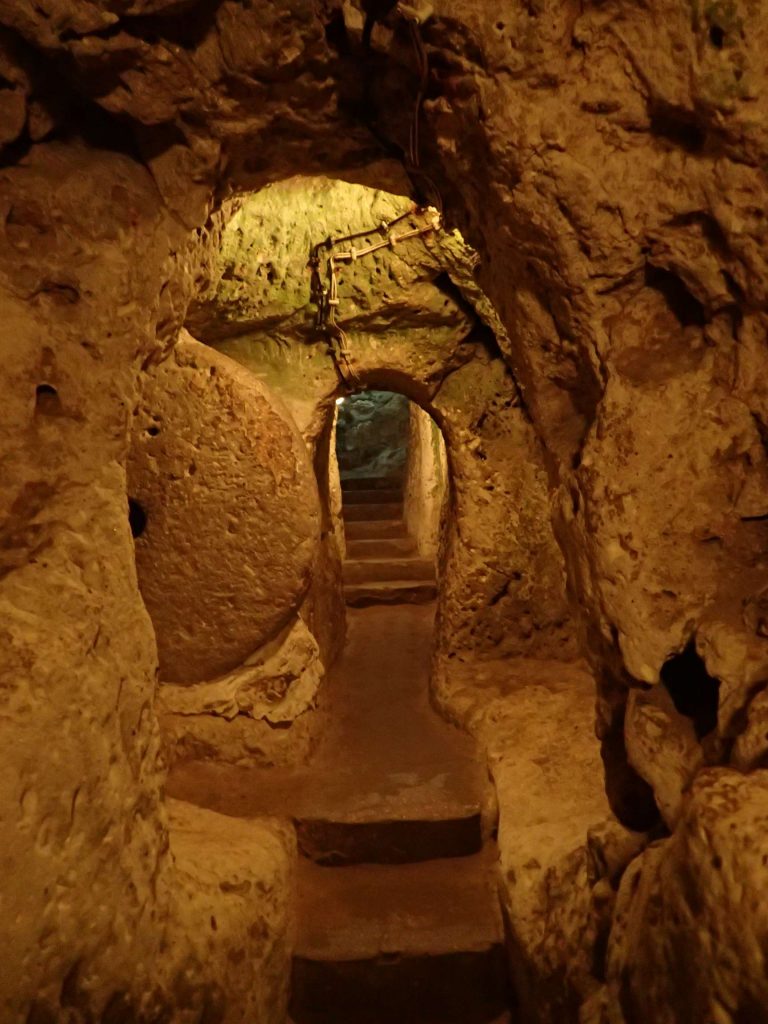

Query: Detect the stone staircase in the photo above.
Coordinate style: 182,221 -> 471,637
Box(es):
342,477 -> 437,607
168,603 -> 511,1024
288,603 -> 509,1024
292,848 -> 510,1024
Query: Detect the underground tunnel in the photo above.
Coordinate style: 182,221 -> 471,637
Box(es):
3,2 -> 768,1023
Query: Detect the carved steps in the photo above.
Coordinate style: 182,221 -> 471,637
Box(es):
290,846 -> 509,1024
288,604 -> 508,1024
343,501 -> 403,521
341,475 -> 403,491
340,487 -> 403,504
344,579 -> 438,607
341,477 -> 435,607
344,557 -> 434,584
346,536 -> 417,558
169,604 -> 510,1023
344,518 -> 410,540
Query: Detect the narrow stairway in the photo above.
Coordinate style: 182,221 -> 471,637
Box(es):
167,606 -> 510,1023
342,476 -> 437,607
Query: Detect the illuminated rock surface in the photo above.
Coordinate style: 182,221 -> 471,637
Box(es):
2,0 -> 768,1020
128,332 -> 320,682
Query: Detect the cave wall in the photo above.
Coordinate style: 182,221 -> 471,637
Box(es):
0,143 -> 294,1022
1,0 -> 768,1019
403,402 -> 448,559
371,2 -> 768,1017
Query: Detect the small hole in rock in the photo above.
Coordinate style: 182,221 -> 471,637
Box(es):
645,265 -> 706,327
146,425 -> 160,437
649,106 -> 706,154
35,383 -> 63,415
709,24 -> 725,48
128,498 -> 147,539
324,8 -> 349,53
661,641 -> 720,739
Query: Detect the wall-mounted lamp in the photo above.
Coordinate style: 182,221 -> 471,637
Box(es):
335,397 -> 345,406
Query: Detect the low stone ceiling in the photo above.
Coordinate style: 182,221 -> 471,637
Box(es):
185,174 -> 509,431
187,175 -> 477,347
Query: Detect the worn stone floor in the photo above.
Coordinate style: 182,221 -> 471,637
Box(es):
168,602 -> 511,1023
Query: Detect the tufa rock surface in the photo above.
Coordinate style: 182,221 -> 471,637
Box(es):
435,654 -> 624,1023
128,332 -> 321,682
167,798 -> 296,1024
158,614 -> 324,768
605,769 -> 768,1023
0,139 -> 296,1023
3,0 -> 768,1019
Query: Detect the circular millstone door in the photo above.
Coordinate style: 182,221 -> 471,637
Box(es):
128,332 -> 320,683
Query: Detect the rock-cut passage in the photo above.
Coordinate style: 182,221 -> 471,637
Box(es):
167,603 -> 510,1023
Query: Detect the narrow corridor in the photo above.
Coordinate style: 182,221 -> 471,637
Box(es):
168,602 -> 510,1022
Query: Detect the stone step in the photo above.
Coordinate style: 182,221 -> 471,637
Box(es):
341,476 -> 403,491
342,487 -> 403,505
290,847 -> 509,1024
166,757 -> 490,868
296,804 -> 484,866
344,557 -> 435,584
344,580 -> 438,607
344,519 -> 410,541
346,536 -> 417,559
343,502 -> 402,522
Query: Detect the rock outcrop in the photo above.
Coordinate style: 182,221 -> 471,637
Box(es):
0,140 -> 296,1023
605,770 -> 768,1023
168,800 -> 296,1024
435,655 -> 632,1023
158,615 -> 324,767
